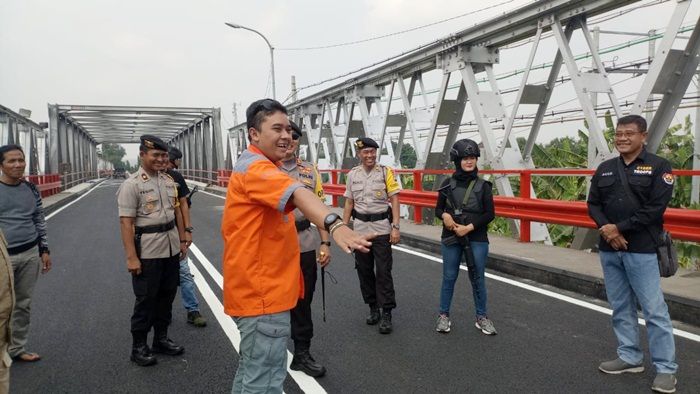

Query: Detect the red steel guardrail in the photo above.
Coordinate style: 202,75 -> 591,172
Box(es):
318,168 -> 700,243
26,174 -> 61,198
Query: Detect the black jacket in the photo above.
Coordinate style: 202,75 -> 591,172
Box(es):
435,177 -> 495,243
587,149 -> 674,253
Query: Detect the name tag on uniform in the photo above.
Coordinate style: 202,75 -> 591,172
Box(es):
634,165 -> 652,175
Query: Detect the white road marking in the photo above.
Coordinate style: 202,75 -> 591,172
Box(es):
189,243 -> 328,394
391,245 -> 700,343
45,182 -> 103,220
197,190 -> 700,340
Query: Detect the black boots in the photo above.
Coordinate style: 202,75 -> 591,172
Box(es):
152,332 -> 185,356
366,306 -> 380,325
131,334 -> 157,367
290,343 -> 326,377
379,310 -> 392,334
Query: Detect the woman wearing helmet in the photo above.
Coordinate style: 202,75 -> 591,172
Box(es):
434,139 -> 497,335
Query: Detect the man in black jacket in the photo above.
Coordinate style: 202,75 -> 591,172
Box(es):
587,115 -> 677,393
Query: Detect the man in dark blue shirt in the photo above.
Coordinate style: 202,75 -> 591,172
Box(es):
587,115 -> 677,393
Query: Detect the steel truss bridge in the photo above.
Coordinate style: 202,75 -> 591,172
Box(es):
1,0 -> 699,245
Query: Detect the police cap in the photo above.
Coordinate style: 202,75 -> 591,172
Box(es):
355,137 -> 379,150
168,146 -> 183,162
449,138 -> 480,160
289,120 -> 302,140
140,135 -> 168,152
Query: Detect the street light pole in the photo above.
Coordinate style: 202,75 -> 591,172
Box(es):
225,22 -> 276,100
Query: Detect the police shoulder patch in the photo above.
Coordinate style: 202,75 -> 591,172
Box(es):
662,172 -> 674,185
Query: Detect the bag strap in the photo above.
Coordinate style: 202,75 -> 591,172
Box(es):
614,159 -> 660,246
445,178 -> 477,210
615,159 -> 641,209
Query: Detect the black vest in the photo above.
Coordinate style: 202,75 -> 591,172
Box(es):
442,178 -> 487,224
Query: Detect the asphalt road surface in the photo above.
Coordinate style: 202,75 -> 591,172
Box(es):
10,180 -> 700,393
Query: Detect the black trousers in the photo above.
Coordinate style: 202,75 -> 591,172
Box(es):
355,234 -> 396,310
131,254 -> 180,338
291,250 -> 318,348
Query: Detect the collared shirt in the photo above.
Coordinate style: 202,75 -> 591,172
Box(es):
0,230 -> 14,344
587,149 -> 674,253
280,157 -> 325,253
117,167 -> 180,259
344,165 -> 401,235
221,145 -> 305,317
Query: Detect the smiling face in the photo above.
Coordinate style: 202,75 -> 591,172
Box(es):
460,156 -> 478,172
284,133 -> 300,161
140,148 -> 169,173
0,149 -> 26,182
358,147 -> 377,169
249,111 -> 292,162
615,122 -> 647,156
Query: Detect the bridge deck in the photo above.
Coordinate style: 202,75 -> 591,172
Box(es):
10,179 -> 700,393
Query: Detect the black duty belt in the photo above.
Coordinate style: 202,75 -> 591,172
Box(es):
295,219 -> 311,232
351,209 -> 390,222
135,219 -> 176,235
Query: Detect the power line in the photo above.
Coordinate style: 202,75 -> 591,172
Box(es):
289,0 -> 677,102
277,0 -> 518,51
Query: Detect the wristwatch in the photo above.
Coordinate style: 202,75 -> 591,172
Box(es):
391,223 -> 400,230
185,226 -> 194,233
323,213 -> 342,232
320,241 -> 331,246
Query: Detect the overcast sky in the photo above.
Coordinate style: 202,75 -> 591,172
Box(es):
2,0 -> 699,163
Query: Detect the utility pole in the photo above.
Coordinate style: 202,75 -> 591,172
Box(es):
291,75 -> 298,103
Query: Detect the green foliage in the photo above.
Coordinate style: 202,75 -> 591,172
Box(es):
391,140 -> 417,169
99,143 -> 127,168
498,111 -> 698,269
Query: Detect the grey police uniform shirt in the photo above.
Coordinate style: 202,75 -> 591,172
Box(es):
117,167 -> 180,259
281,157 -> 323,253
344,165 -> 401,235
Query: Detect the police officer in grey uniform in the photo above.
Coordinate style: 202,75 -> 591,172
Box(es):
280,121 -> 330,377
117,135 -> 188,366
343,137 -> 401,334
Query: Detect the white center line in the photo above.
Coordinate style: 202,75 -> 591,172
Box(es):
188,243 -> 328,394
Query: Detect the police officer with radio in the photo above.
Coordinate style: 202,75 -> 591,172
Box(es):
343,137 -> 401,334
117,135 -> 188,366
587,114 -> 677,393
434,139 -> 496,335
280,121 -> 330,377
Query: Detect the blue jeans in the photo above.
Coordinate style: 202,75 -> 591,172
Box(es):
439,241 -> 489,318
232,311 -> 290,394
179,257 -> 200,312
600,251 -> 677,373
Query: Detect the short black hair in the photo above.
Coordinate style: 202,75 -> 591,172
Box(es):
246,99 -> 287,141
168,146 -> 183,162
617,114 -> 647,133
0,144 -> 24,165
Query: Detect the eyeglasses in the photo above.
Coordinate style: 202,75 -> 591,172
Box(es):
614,131 -> 643,139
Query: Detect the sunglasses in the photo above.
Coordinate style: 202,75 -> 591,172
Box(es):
246,99 -> 285,122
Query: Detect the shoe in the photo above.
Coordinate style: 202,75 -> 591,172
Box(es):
290,350 -> 327,377
651,373 -> 677,393
436,314 -> 451,333
366,307 -> 380,325
152,337 -> 185,356
475,317 -> 497,335
379,311 -> 392,334
131,345 -> 157,367
598,358 -> 644,374
187,311 -> 207,327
